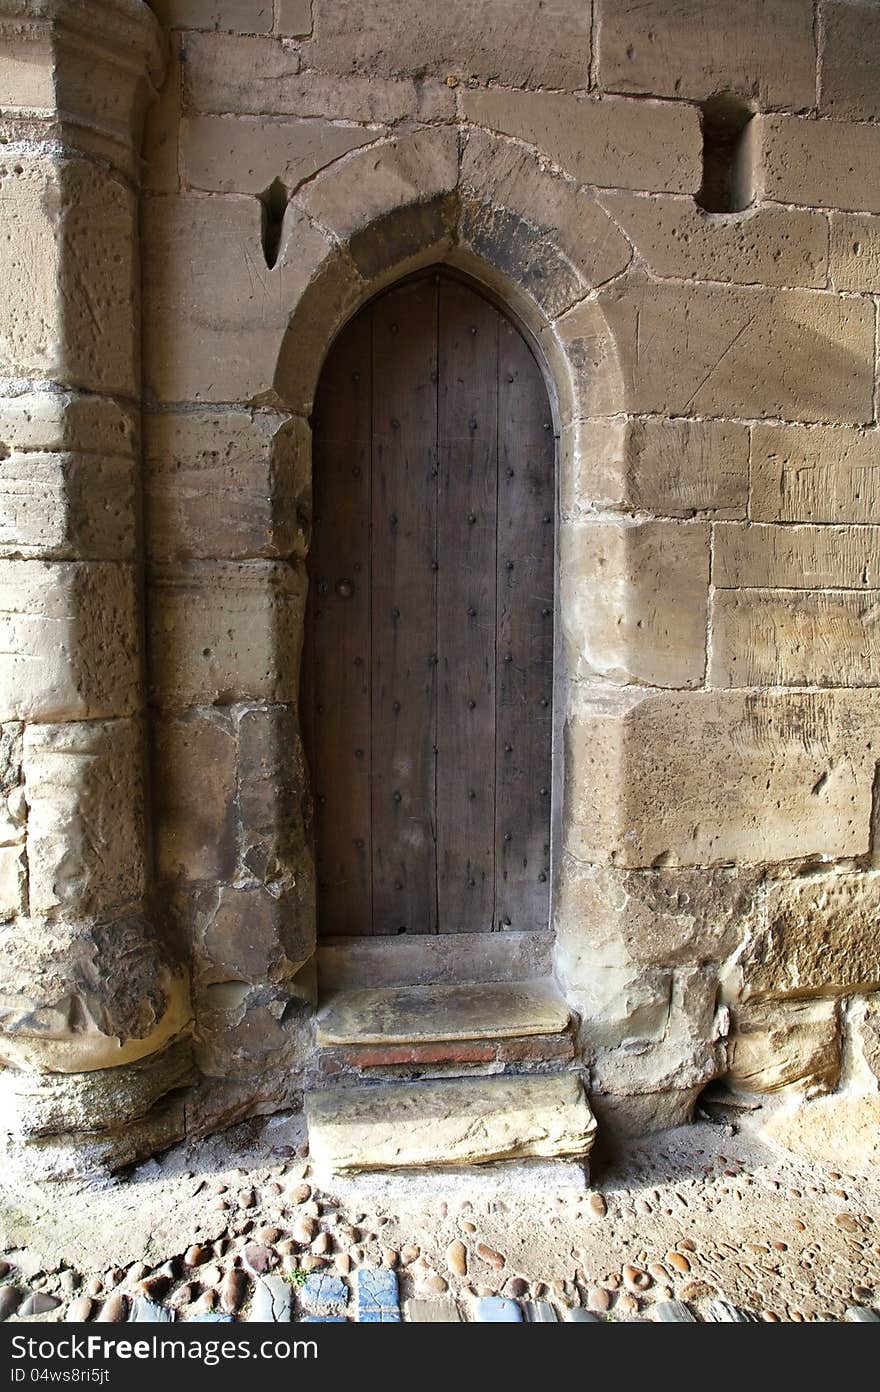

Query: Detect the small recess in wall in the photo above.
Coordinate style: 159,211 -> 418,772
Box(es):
259,177 -> 289,269
696,95 -> 755,214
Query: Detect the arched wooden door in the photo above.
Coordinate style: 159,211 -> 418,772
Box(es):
302,269 -> 555,938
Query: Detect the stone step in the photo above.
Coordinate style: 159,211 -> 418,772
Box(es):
315,979 -> 570,1048
305,1071 -> 596,1173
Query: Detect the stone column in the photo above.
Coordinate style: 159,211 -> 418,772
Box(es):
0,0 -> 192,1177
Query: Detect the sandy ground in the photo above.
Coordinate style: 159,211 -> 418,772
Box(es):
1,1099 -> 877,1322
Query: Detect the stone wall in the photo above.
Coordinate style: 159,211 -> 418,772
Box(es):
1,0 -> 879,1172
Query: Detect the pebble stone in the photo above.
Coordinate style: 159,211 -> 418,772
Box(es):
666,1251 -> 691,1274
96,1293 -> 128,1322
66,1297 -> 94,1322
587,1287 -> 611,1313
588,1194 -> 607,1218
219,1271 -> 248,1313
475,1242 -> 505,1270
18,1292 -> 61,1317
0,1287 -> 24,1320
446,1241 -> 468,1278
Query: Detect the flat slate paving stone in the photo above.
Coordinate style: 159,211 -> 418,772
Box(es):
704,1300 -> 754,1322
306,1073 -> 596,1172
524,1301 -> 558,1322
473,1297 -> 523,1323
188,1314 -> 235,1323
354,1267 -> 400,1322
130,1297 -> 174,1322
301,1316 -> 348,1323
301,1273 -> 349,1315
652,1301 -> 697,1323
315,980 -> 569,1046
250,1276 -> 292,1322
565,1309 -> 603,1322
405,1299 -> 462,1323
845,1306 -> 880,1322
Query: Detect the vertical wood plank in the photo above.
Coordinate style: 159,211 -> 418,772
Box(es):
495,318 -> 555,932
307,312 -> 373,937
371,278 -> 439,935
436,279 -> 499,933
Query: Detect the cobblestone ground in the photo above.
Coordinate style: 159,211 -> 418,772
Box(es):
1,1107 -> 878,1323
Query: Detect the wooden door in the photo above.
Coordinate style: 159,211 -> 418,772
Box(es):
303,270 -> 554,938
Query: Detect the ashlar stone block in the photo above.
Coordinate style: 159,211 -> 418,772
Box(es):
151,0 -> 273,30
0,157 -> 137,396
303,0 -> 593,88
559,417 -> 749,518
559,518 -> 708,687
750,424 -> 880,524
597,273 -> 875,423
727,997 -> 841,1095
142,193 -> 333,403
830,213 -> 880,293
182,115 -> 375,194
820,1 -> 880,122
599,193 -> 827,288
182,34 -> 454,122
742,871 -> 880,999
0,452 -> 135,561
145,409 -> 310,561
710,589 -> 880,689
713,522 -> 880,589
23,719 -> 146,919
565,685 -> 877,867
462,90 -> 700,195
148,560 -> 306,707
597,0 -> 816,110
757,114 -> 880,213
0,561 -> 139,722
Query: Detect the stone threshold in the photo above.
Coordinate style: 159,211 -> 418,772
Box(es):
317,930 -> 554,991
314,980 -> 570,1048
305,1072 -> 597,1174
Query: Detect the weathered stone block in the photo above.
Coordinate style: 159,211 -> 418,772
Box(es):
714,522 -> 880,589
236,705 -> 309,887
303,0 -> 592,88
750,424 -> 880,524
142,193 -> 332,403
597,0 -> 816,109
0,35 -> 54,107
850,993 -> 880,1085
0,844 -> 25,920
0,157 -> 137,395
151,0 -> 273,30
830,213 -> 880,292
757,114 -> 880,212
0,392 -> 136,457
462,90 -> 700,195
298,128 -> 457,243
182,34 -> 454,121
0,915 -> 190,1073
560,417 -> 749,518
742,872 -> 880,999
710,589 -> 880,689
820,1 -> 880,122
153,710 -> 237,882
597,273 -> 875,422
194,977 -> 306,1078
276,0 -> 312,34
560,519 -> 708,687
565,686 -> 877,867
145,409 -> 310,561
148,561 -> 306,707
727,998 -> 841,1094
458,133 -> 631,320
590,965 -> 724,1096
599,193 -> 827,288
23,719 -> 146,919
0,452 -> 135,560
182,115 -> 375,194
554,857 -> 755,976
0,561 -> 139,722
542,302 -> 629,420
192,880 -> 313,986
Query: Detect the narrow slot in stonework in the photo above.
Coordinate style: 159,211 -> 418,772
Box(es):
696,96 -> 755,214
259,177 -> 289,269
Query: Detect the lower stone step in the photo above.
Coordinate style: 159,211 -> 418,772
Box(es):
315,979 -> 570,1048
305,1072 -> 596,1173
